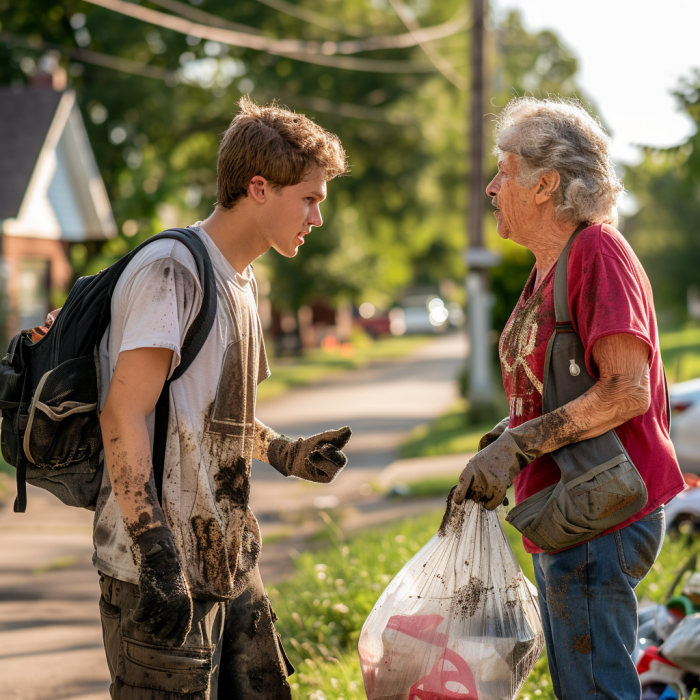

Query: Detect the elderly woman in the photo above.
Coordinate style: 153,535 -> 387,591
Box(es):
454,97 -> 684,699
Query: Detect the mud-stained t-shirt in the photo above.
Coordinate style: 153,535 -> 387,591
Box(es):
499,224 -> 684,554
92,224 -> 270,600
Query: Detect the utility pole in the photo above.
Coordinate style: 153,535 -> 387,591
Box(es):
466,0 -> 500,420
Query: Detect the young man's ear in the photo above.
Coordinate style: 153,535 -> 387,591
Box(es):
534,170 -> 561,204
248,176 -> 267,204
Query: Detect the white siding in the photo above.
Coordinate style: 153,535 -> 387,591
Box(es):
47,131 -> 87,241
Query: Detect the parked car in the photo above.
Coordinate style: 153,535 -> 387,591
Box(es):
395,295 -> 450,335
669,377 -> 700,474
664,473 -> 700,537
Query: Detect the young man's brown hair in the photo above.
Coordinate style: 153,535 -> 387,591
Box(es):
217,96 -> 349,208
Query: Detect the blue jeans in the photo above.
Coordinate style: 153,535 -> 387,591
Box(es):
532,505 -> 665,700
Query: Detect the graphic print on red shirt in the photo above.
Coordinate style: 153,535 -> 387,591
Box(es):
499,224 -> 685,554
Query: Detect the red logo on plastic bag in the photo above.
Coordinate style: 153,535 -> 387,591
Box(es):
409,648 -> 478,700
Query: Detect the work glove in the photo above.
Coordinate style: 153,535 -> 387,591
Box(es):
133,526 -> 193,647
478,416 -> 511,452
453,430 -> 536,510
267,426 -> 352,483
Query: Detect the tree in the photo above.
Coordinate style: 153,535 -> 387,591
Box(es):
624,70 -> 700,322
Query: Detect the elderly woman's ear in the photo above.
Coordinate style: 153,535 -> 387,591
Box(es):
535,170 -> 561,203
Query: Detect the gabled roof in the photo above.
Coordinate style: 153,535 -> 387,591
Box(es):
0,88 -> 63,221
0,87 -> 116,241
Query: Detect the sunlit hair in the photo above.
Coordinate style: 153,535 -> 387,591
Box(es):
216,95 -> 349,208
494,96 -> 623,225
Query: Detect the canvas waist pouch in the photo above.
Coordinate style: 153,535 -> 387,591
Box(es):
505,226 -> 648,553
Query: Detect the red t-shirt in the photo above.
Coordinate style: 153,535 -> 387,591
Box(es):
499,224 -> 685,554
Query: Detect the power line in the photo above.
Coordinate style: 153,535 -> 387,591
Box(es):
253,0 -> 371,38
153,0 -> 468,56
149,0 -> 265,36
0,32 -> 415,124
387,0 -> 468,90
83,0 -> 462,73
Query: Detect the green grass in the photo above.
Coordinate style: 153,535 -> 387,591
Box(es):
660,325 -> 700,384
0,454 -> 13,476
32,554 -> 81,575
258,334 -> 432,402
391,475 -> 461,498
269,505 -> 700,700
399,399 -> 496,459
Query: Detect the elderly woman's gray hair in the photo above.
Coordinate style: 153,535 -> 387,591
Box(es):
494,97 -> 623,225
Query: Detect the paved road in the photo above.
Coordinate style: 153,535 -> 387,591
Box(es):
254,331 -> 465,476
0,332 -> 466,700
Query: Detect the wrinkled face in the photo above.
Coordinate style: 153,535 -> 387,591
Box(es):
262,167 -> 327,258
485,152 -> 538,245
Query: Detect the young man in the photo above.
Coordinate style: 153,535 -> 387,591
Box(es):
93,97 -> 352,699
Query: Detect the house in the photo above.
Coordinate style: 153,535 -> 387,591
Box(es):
0,79 -> 116,338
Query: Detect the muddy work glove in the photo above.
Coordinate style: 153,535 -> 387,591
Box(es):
453,431 -> 536,510
267,427 -> 352,483
133,526 -> 193,647
478,416 -> 511,452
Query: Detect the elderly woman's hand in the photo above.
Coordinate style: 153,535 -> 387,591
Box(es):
453,430 -> 535,509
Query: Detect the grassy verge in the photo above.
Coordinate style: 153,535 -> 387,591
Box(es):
258,334 -> 433,402
399,399 -> 496,459
269,506 -> 700,700
660,325 -> 700,384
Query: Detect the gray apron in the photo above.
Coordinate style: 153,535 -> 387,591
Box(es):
505,225 -> 649,552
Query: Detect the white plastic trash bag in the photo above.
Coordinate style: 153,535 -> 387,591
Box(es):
660,613 -> 700,675
358,496 -> 544,700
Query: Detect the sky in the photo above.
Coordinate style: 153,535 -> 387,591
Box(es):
491,0 -> 699,166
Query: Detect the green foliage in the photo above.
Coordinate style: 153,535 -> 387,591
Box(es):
660,325 -> 700,384
268,510 -> 443,669
624,70 -> 700,321
635,538 -> 700,604
391,474 -> 460,498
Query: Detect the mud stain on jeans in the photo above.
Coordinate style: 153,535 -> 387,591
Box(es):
546,562 -> 587,624
572,634 -> 592,654
627,539 -> 657,579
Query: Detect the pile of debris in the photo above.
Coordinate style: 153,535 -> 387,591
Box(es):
635,565 -> 700,699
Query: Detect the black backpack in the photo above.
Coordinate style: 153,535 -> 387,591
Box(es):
0,228 -> 217,513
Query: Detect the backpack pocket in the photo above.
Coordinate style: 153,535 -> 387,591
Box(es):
24,355 -> 102,469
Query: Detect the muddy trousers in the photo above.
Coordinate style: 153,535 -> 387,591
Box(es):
98,566 -> 294,700
532,505 -> 665,700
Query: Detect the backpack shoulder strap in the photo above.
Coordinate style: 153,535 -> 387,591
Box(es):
120,227 -> 217,376
552,222 -> 588,325
136,228 -> 218,503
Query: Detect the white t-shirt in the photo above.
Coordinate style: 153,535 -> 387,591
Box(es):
92,225 -> 269,600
